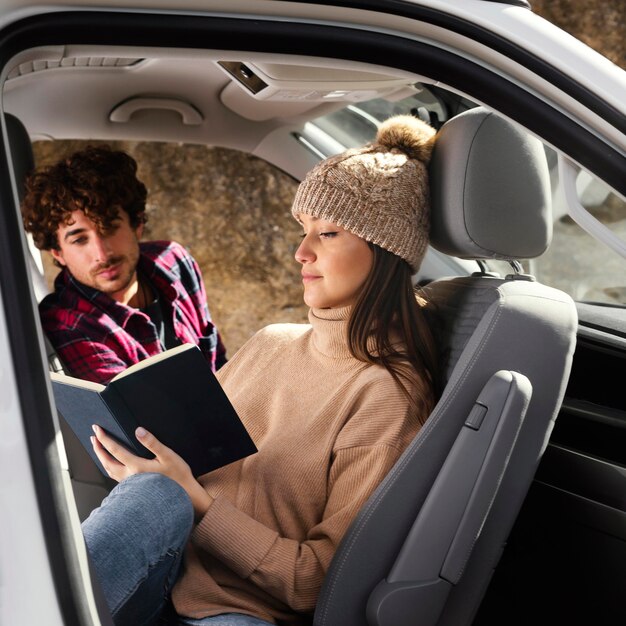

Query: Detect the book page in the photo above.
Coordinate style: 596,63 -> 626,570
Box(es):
50,370 -> 105,392
111,342 -> 197,381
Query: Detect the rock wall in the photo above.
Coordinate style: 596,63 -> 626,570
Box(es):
33,1 -> 625,355
533,0 -> 625,68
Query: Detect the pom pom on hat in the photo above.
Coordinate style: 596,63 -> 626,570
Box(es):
291,114 -> 437,272
375,114 -> 436,161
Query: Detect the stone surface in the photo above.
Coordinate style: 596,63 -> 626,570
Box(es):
533,0 -> 625,68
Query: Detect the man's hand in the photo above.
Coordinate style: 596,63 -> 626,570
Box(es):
91,424 -> 213,519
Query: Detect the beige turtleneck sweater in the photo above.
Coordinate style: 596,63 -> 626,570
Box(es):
172,307 -> 426,624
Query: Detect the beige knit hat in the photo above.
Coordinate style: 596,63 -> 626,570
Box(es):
291,114 -> 436,272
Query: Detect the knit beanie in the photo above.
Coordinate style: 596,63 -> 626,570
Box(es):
291,114 -> 436,272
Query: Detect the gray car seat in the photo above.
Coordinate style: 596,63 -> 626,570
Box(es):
5,112 -> 115,521
5,113 -> 64,369
313,108 -> 577,626
5,113 -> 50,302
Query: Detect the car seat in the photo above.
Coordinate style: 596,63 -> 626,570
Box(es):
5,112 -> 115,521
5,113 -> 49,301
313,108 -> 578,626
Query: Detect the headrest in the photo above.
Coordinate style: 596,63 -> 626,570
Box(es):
5,113 -> 35,202
429,107 -> 551,260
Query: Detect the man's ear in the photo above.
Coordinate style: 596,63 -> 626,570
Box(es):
135,216 -> 145,240
50,248 -> 66,267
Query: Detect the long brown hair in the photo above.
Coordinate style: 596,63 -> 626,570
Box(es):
347,244 -> 439,420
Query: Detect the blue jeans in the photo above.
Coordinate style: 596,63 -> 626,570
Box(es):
82,473 -> 273,626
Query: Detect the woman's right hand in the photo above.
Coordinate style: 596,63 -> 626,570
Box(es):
91,424 -> 213,519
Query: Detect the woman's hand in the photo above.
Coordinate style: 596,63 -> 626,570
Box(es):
91,424 -> 213,519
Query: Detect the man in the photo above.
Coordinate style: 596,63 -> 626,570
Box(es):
22,145 -> 226,384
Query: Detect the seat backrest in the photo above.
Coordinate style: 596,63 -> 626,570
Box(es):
5,114 -> 69,371
5,113 -> 50,303
313,108 -> 577,626
5,112 -> 115,520
5,113 -> 35,198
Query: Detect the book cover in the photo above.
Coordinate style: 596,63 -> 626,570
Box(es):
51,343 -> 256,477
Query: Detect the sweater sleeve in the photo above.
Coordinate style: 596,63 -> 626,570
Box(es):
191,444 -> 403,612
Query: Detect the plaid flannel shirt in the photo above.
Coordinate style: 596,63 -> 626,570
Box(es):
40,240 -> 226,384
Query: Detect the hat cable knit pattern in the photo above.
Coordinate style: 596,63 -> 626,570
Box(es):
291,114 -> 436,272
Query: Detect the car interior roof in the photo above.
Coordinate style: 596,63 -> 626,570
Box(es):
3,45 -> 425,179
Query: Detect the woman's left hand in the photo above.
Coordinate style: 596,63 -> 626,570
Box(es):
91,424 -> 213,519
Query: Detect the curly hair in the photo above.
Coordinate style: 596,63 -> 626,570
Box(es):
21,145 -> 148,250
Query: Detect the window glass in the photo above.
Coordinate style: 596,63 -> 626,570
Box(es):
484,152 -> 626,306
299,95 -> 626,307
306,84 -> 455,154
529,173 -> 626,306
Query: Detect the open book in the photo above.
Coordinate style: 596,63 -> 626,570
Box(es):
50,343 -> 256,477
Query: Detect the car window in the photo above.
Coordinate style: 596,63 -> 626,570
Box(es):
18,64 -> 626,318
292,92 -> 626,304
528,171 -> 626,306
302,84 -> 461,155
481,147 -> 626,307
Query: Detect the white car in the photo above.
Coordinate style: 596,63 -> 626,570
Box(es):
1,1 -> 624,625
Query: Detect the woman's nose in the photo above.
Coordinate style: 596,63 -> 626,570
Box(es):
295,236 -> 315,264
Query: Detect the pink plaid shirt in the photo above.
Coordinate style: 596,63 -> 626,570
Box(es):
40,240 -> 226,383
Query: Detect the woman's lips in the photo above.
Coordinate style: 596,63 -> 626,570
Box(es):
301,273 -> 321,284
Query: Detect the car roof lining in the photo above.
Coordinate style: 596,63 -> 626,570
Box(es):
1,10 -> 623,194
3,44 -> 425,150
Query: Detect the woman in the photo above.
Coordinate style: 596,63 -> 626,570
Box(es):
83,114 -> 440,626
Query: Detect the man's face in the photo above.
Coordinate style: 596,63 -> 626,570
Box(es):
50,209 -> 143,305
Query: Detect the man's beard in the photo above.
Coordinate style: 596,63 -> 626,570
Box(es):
91,248 -> 139,296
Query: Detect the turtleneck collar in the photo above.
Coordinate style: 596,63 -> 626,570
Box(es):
308,306 -> 353,358
309,305 -> 406,361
